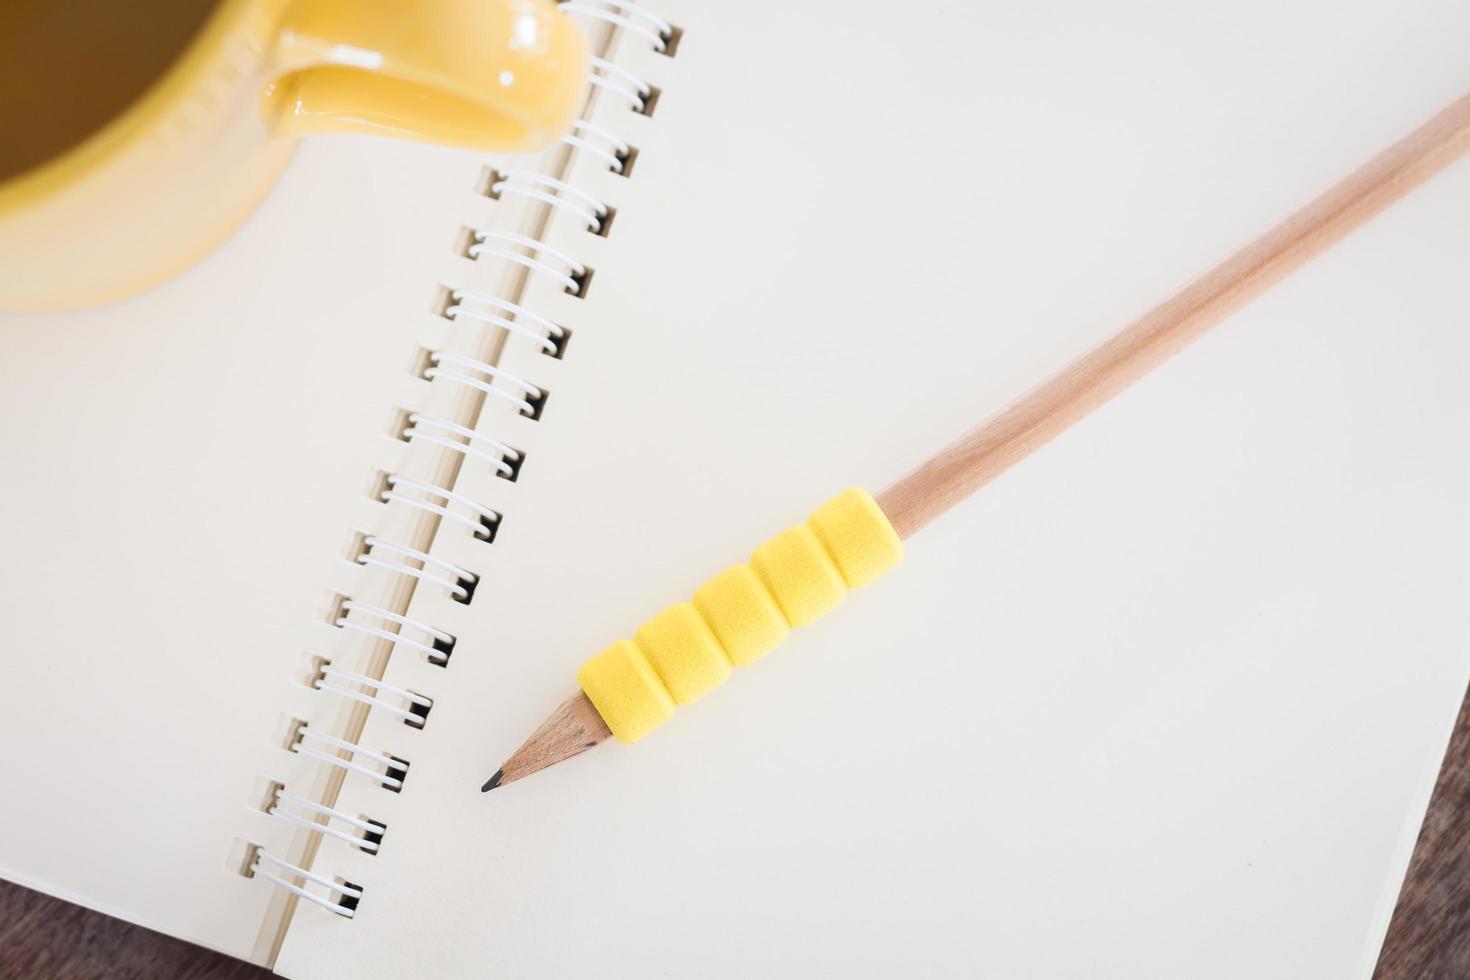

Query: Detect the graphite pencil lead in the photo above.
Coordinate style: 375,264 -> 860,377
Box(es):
481,769 -> 504,793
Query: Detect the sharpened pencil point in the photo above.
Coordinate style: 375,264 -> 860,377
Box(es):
481,769 -> 503,792
493,691 -> 615,788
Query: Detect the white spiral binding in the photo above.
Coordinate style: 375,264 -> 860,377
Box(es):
447,290 -> 564,354
249,2 -> 675,918
424,351 -> 543,414
294,727 -> 407,790
591,56 -> 652,99
356,535 -> 477,600
380,473 -> 503,539
315,662 -> 433,726
469,228 -> 586,292
490,171 -> 607,233
560,3 -> 670,51
566,0 -> 673,36
563,119 -> 631,172
253,849 -> 362,917
336,600 -> 456,663
587,66 -> 647,113
404,413 -> 521,478
270,790 -> 385,853
517,172 -> 608,216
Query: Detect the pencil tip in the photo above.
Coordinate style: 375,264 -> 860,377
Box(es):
481,769 -> 504,793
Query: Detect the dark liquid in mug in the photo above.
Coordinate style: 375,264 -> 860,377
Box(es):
0,1 -> 219,183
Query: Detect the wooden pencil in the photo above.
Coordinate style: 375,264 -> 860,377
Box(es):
486,90 -> 1470,792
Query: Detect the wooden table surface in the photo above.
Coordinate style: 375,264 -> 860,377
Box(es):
1372,678 -> 1470,979
4,682 -> 1467,979
0,879 -> 267,980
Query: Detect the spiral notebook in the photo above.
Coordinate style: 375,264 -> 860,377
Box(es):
3,1 -> 1470,977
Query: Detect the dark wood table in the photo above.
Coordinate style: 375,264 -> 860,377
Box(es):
0,879 -> 267,980
1372,680 -> 1470,979
5,683 -> 1468,978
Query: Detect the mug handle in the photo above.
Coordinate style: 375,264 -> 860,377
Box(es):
268,0 -> 587,153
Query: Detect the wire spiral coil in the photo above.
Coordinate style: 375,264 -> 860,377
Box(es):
270,788 -> 387,854
292,725 -> 410,792
379,472 -> 504,540
251,849 -> 362,918
335,599 -> 458,666
244,0 -> 678,917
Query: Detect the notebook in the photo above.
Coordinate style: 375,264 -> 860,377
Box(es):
2,1 -> 1469,976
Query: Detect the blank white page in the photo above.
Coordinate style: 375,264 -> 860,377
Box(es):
278,2 -> 1470,978
0,135 -> 485,959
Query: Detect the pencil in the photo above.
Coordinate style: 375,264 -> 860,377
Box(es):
485,90 -> 1470,792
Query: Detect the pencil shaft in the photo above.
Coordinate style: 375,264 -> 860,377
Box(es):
494,92 -> 1470,790
877,93 -> 1470,541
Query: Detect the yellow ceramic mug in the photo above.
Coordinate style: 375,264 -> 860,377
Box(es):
0,0 -> 587,312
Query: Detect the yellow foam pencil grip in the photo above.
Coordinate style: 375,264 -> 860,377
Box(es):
577,488 -> 903,742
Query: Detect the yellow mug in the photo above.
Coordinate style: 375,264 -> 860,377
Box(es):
0,0 -> 587,312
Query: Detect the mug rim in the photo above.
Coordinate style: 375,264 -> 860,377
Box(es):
0,0 -> 259,218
